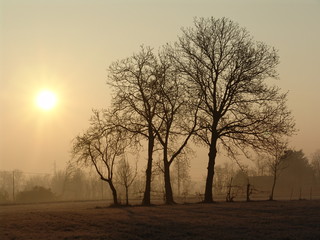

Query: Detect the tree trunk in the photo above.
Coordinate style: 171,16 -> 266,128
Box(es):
269,173 -> 277,201
177,159 -> 181,197
142,132 -> 154,206
108,181 -> 118,206
246,183 -> 251,202
125,185 -> 129,205
204,133 -> 218,203
226,177 -> 233,202
164,159 -> 175,205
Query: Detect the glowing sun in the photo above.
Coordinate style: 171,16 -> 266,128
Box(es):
36,90 -> 57,110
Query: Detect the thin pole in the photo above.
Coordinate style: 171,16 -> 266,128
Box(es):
101,180 -> 103,200
12,171 -> 15,201
177,159 -> 181,196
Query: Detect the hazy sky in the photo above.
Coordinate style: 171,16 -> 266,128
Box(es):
1,0 -> 319,177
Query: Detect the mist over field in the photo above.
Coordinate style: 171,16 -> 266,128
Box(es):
2,148 -> 320,204
1,0 -> 320,239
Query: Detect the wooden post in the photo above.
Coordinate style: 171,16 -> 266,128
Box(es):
12,171 -> 15,201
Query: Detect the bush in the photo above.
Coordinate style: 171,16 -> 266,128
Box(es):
16,186 -> 55,203
0,189 -> 10,203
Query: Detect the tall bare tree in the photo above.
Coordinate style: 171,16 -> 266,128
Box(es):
71,110 -> 128,206
108,47 -> 159,205
173,17 -> 296,202
108,47 -> 199,205
151,49 -> 199,204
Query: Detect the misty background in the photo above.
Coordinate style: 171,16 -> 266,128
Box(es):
1,0 -> 320,203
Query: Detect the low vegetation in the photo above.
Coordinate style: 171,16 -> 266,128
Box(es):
1,200 -> 320,240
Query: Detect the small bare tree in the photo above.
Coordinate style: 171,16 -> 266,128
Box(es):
311,150 -> 320,181
225,177 -> 238,202
174,154 -> 191,198
72,110 -> 129,206
234,162 -> 252,202
116,157 -> 138,205
264,139 -> 290,201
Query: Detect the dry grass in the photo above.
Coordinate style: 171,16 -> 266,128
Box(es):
1,200 -> 320,240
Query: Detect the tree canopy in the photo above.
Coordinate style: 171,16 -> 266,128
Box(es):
171,17 -> 296,202
72,17 -> 296,205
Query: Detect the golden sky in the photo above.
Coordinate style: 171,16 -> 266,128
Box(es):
1,0 -> 319,175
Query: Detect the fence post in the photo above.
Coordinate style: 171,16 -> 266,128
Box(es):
12,171 -> 15,201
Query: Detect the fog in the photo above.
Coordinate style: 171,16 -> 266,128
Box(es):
1,1 -> 320,205
1,149 -> 319,204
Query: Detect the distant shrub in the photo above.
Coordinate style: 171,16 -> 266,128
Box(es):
16,186 -> 55,203
0,189 -> 10,203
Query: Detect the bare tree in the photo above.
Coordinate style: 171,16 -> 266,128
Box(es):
71,110 -> 129,206
108,47 -> 159,205
108,47 -> 199,205
51,170 -> 68,199
280,149 -> 314,199
234,162 -> 252,202
172,17 -> 296,202
174,154 -> 191,198
213,162 -> 236,197
151,49 -> 199,204
0,170 -> 24,202
311,149 -> 320,181
254,157 -> 268,176
264,140 -> 289,201
225,177 -> 238,202
116,157 -> 138,205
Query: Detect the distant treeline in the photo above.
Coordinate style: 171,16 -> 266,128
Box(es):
1,149 -> 319,204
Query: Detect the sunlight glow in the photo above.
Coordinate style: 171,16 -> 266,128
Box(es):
36,90 -> 57,111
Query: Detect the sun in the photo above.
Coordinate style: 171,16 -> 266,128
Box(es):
36,90 -> 57,111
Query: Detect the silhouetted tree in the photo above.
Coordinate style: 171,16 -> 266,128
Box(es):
213,162 -> 236,197
281,149 -> 314,198
173,154 -> 191,198
51,170 -> 68,199
65,168 -> 88,200
108,47 -> 199,205
172,17 -> 296,202
72,110 -> 129,206
108,47 -> 159,205
254,157 -> 268,176
151,49 -> 199,204
0,171 -> 18,202
264,140 -> 289,201
116,157 -> 137,205
233,163 -> 252,201
311,149 -> 320,181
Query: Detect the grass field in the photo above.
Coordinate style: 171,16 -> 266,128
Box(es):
1,200 -> 320,240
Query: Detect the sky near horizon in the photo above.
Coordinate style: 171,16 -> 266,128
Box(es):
1,0 -> 319,178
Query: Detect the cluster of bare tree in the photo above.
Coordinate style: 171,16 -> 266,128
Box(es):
215,149 -> 320,202
0,168 -> 101,203
1,148 -> 319,204
71,17 -> 296,205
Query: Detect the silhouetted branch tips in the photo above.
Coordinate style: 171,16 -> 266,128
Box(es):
70,16 -> 296,206
71,109 -> 131,206
173,17 -> 295,202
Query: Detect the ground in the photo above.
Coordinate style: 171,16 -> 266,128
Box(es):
1,200 -> 320,240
